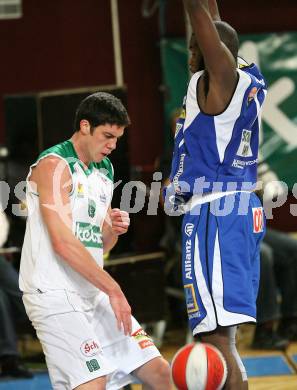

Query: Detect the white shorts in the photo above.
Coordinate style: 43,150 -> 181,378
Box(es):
23,290 -> 161,390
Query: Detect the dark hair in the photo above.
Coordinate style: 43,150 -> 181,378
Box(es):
214,21 -> 239,60
74,92 -> 131,132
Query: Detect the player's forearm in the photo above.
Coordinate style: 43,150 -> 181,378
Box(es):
208,0 -> 221,21
102,224 -> 118,253
52,233 -> 120,296
184,0 -> 208,12
183,0 -> 211,35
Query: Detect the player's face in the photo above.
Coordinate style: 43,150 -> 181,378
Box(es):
189,34 -> 204,73
88,124 -> 124,162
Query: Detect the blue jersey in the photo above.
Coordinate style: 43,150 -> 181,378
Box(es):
167,64 -> 267,206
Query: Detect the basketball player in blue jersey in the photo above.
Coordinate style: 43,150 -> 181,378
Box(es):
165,1 -> 267,389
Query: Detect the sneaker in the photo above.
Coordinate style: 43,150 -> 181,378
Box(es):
252,329 -> 289,351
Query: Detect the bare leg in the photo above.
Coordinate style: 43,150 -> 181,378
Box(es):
199,326 -> 246,390
132,357 -> 171,390
228,327 -> 248,390
74,376 -> 106,390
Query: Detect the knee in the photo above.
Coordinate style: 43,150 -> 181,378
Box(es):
156,358 -> 171,383
148,358 -> 171,389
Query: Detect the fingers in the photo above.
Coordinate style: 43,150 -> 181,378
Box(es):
111,209 -> 129,222
122,312 -> 132,336
112,226 -> 129,235
115,314 -> 132,336
110,209 -> 130,235
110,294 -> 132,336
115,309 -> 132,336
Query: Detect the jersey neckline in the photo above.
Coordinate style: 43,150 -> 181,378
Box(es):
67,139 -> 95,177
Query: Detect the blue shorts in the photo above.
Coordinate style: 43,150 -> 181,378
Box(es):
182,192 -> 265,335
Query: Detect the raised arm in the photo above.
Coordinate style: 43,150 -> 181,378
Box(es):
31,157 -> 132,335
184,0 -> 237,100
208,0 -> 221,21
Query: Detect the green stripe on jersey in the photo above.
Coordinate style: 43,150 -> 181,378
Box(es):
36,140 -> 113,181
75,222 -> 103,249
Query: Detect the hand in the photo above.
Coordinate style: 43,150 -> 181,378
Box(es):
109,289 -> 132,336
110,208 -> 130,236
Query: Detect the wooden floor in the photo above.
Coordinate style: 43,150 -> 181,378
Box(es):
130,324 -> 297,390
20,324 -> 297,389
239,325 -> 297,389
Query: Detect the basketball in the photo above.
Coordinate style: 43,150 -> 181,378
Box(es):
171,342 -> 227,390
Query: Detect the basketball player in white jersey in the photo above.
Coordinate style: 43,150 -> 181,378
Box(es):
19,92 -> 171,390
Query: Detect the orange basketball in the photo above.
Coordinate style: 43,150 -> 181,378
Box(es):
171,342 -> 227,390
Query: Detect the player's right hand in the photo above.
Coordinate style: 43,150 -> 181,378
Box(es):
109,290 -> 132,336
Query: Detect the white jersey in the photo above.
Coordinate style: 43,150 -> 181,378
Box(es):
19,140 -> 114,297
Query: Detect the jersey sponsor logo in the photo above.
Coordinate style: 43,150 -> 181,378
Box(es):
236,129 -> 253,157
88,199 -> 96,218
232,158 -> 258,169
184,284 -> 199,314
252,207 -> 264,233
75,222 -> 102,248
80,340 -> 100,357
132,328 -> 154,349
185,223 -> 194,237
77,183 -> 84,198
173,153 -> 186,192
99,194 -> 107,204
184,239 -> 192,280
188,311 -> 201,320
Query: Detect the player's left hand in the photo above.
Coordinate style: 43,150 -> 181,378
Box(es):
110,208 -> 130,235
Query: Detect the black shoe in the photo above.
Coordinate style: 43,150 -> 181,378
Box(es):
252,329 -> 289,351
0,356 -> 33,379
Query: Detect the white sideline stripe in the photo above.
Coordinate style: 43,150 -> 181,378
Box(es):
192,233 -> 217,335
212,230 -> 256,325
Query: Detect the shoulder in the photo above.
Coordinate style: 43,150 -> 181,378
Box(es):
32,154 -> 71,189
239,63 -> 267,89
37,140 -> 74,161
35,140 -> 76,175
36,155 -> 67,171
